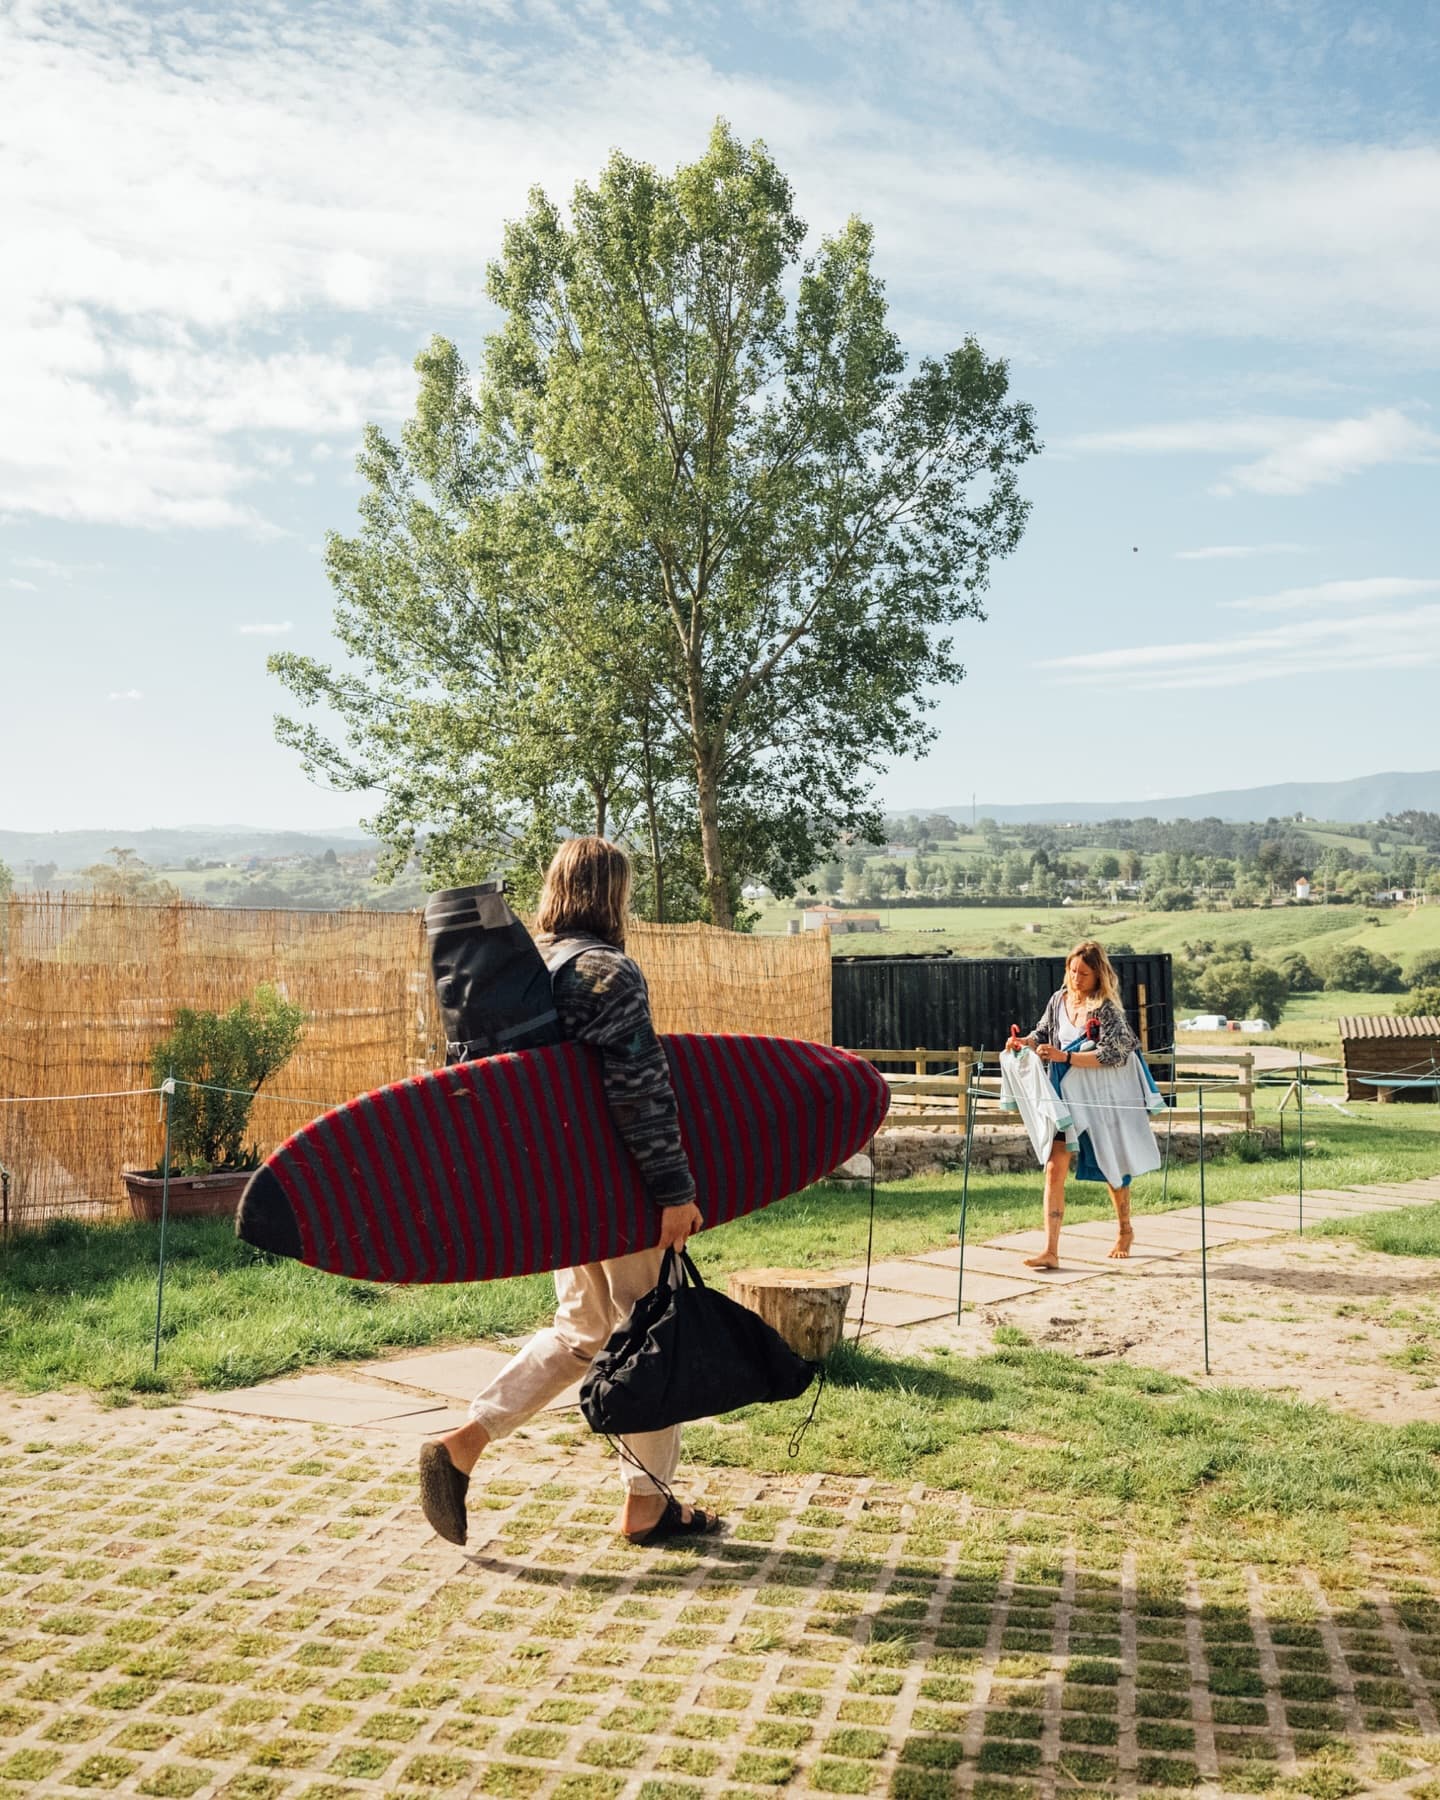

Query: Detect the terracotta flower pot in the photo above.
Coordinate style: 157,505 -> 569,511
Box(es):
121,1167 -> 252,1222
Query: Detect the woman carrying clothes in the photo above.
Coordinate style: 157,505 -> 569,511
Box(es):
1008,940 -> 1163,1271
418,837 -> 720,1550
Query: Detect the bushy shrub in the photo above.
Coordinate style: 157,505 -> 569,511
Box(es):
1189,958 -> 1287,1022
149,984 -> 304,1172
1194,961 -> 1250,1018
1276,950 -> 1318,992
1245,963 -> 1289,1022
1404,952 -> 1440,991
1316,944 -> 1405,993
1397,986 -> 1440,1019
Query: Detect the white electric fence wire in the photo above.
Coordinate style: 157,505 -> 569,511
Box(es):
0,1087 -> 163,1104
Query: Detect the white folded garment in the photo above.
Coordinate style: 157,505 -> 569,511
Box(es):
999,1045 -> 1075,1166
1060,1056 -> 1165,1188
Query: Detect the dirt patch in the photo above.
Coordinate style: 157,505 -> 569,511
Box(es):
892,1234 -> 1440,1422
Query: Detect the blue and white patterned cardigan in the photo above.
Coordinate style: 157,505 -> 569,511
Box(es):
1029,992 -> 1137,1068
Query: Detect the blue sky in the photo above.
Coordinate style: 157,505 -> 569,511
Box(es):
4,0 -> 1439,832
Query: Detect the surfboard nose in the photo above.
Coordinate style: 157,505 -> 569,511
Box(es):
855,1056 -> 891,1137
236,1165 -> 302,1261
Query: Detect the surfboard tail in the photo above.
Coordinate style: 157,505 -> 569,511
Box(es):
236,1165 -> 303,1262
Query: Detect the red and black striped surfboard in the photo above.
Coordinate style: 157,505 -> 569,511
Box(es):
236,1034 -> 889,1283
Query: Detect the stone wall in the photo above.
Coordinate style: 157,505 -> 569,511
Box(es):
866,1122 -> 1276,1182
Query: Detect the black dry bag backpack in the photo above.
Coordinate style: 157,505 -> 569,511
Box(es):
580,1251 -> 818,1435
425,880 -> 592,1064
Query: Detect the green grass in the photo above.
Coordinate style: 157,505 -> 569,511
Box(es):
1317,1204 -> 1440,1258
0,1218 -> 557,1399
687,1336 -> 1440,1551
2,1103 -> 1435,1399
758,898 -> 1440,977
1178,990 -> 1403,1059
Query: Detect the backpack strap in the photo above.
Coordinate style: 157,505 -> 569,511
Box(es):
540,934 -> 619,978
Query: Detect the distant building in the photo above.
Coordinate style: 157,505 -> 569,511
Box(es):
1339,1015 -> 1440,1102
800,905 -> 881,935
1294,876 -> 1311,900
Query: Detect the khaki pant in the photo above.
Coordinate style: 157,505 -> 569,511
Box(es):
468,1246 -> 680,1496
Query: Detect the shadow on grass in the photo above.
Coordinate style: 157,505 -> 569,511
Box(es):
460,1498 -> 1440,1797
823,1340 -> 996,1406
1158,1255 -> 1440,1299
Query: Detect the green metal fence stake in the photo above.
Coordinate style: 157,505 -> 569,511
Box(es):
152,1072 -> 174,1373
1296,1064 -> 1305,1236
1199,1085 -> 1210,1377
957,1075 -> 977,1324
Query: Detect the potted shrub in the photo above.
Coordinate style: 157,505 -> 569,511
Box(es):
122,984 -> 304,1220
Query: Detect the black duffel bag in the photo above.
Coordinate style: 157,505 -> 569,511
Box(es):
581,1250 -> 817,1435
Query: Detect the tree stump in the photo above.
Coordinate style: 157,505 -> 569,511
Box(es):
727,1269 -> 852,1361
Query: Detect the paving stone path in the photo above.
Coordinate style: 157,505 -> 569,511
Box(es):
5,1176 -> 1440,1799
835,1176 -> 1440,1335
4,1398 -> 1440,1800
192,1180 -> 1440,1432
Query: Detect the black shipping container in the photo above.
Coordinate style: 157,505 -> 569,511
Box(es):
831,953 -> 1174,1055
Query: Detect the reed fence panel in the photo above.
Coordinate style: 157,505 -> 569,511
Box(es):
0,897 -> 830,1229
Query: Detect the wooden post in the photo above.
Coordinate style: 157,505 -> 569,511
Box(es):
728,1270 -> 852,1361
915,1047 -> 926,1076
1240,1051 -> 1255,1129
1137,981 -> 1150,1051
956,1047 -> 972,1130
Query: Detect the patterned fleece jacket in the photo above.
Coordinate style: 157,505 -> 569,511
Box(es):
1029,991 -> 1138,1068
543,940 -> 697,1210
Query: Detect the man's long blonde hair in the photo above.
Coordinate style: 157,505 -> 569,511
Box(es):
1065,939 -> 1121,1008
535,837 -> 632,949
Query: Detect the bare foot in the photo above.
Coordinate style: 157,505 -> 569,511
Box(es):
1108,1225 -> 1134,1260
1023,1252 -> 1061,1271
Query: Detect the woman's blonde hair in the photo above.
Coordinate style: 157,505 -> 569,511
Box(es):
535,837 -> 632,948
1065,939 -> 1121,1007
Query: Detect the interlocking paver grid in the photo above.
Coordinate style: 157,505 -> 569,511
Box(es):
4,1408 -> 1440,1800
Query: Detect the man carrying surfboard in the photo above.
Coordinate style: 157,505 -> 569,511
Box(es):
418,837 -> 721,1549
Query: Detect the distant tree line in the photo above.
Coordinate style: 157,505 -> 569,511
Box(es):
810,812 -> 1436,912
1174,941 -> 1440,1024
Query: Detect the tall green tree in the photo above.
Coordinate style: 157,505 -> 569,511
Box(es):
272,122 -> 1037,924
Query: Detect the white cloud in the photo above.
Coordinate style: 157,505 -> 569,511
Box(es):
1072,420 -> 1284,455
237,621 -> 295,636
4,4 -> 1440,536
5,577 -> 38,591
107,688 -> 144,701
1221,577 -> 1440,613
121,350 -> 415,437
1072,409 -> 1440,496
1173,543 -> 1308,561
10,556 -> 104,578
1039,604 -> 1440,691
1224,410 -> 1440,496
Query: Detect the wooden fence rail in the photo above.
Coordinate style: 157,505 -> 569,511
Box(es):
844,1045 -> 1256,1131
